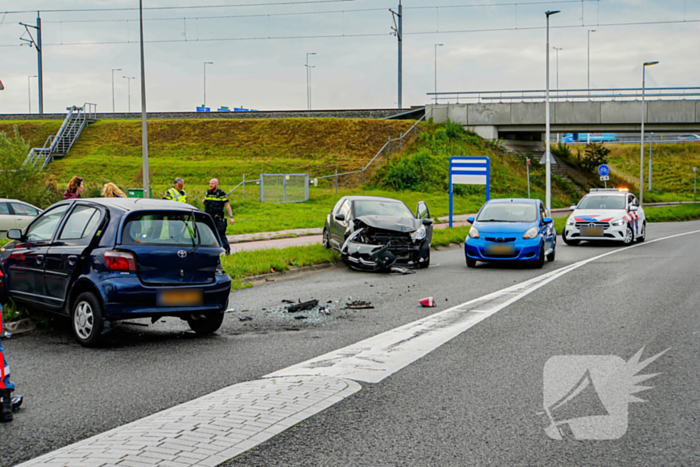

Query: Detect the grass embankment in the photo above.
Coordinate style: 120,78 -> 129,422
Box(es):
49,118 -> 418,197
0,121 -> 62,150
606,143 -> 700,202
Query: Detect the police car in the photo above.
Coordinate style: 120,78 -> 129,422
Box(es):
562,189 -> 646,246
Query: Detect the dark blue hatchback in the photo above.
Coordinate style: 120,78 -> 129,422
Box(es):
0,198 -> 231,346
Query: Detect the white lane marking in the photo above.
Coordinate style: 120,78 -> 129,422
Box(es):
266,229 -> 700,384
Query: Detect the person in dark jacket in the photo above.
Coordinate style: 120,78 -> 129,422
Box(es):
203,178 -> 234,254
63,176 -> 84,200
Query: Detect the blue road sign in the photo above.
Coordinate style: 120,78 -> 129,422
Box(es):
598,164 -> 610,177
449,157 -> 490,228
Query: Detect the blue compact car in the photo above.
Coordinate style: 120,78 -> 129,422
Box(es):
464,198 -> 556,268
0,198 -> 231,347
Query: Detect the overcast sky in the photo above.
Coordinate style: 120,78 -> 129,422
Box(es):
0,0 -> 697,114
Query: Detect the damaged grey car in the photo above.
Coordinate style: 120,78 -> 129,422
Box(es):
322,196 -> 433,271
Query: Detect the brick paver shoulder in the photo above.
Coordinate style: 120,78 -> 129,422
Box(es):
16,376 -> 361,467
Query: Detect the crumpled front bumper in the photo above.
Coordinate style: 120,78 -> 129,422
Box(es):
340,229 -> 426,271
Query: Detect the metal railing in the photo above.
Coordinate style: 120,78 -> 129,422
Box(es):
428,87 -> 700,104
23,103 -> 98,169
227,115 -> 426,200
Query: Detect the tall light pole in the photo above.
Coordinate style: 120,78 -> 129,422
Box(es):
545,10 -> 560,211
649,132 -> 653,191
587,29 -> 596,98
640,61 -> 659,205
305,53 -> 316,110
552,47 -> 563,91
27,75 -> 37,113
139,0 -> 150,198
434,44 -> 444,105
123,76 -> 135,112
111,68 -> 122,112
203,61 -> 214,109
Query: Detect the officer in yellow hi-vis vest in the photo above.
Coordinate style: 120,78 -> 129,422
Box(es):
204,178 -> 234,254
163,178 -> 187,203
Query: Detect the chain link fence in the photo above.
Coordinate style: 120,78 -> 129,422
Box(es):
260,174 -> 309,203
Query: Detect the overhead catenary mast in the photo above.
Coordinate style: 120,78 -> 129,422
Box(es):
19,12 -> 44,114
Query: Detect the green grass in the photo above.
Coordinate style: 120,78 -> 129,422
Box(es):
1,298 -> 32,324
432,226 -> 471,247
606,143 -> 700,201
645,203 -> 700,223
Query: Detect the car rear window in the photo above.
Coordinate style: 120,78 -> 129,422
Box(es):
578,196 -> 625,210
122,212 -> 220,247
478,203 -> 537,223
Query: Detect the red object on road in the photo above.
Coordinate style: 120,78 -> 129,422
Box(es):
419,297 -> 435,308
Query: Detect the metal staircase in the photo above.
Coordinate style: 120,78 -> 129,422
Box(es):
24,103 -> 97,169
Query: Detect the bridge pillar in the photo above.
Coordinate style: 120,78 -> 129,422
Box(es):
465,126 -> 499,140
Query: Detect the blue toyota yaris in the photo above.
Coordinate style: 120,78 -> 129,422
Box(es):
0,198 -> 231,347
464,198 -> 556,269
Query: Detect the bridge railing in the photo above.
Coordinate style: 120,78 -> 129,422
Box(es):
428,87 -> 700,104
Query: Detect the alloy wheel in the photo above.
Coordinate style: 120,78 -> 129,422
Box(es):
74,301 -> 94,340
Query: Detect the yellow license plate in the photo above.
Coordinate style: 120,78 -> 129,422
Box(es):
581,226 -> 604,237
158,289 -> 203,307
486,244 -> 515,256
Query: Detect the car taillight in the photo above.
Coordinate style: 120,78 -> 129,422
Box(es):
104,250 -> 137,272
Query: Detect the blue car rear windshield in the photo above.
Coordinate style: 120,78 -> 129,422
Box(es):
478,203 -> 537,223
122,213 -> 220,247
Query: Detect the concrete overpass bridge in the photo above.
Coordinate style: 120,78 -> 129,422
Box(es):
426,87 -> 700,141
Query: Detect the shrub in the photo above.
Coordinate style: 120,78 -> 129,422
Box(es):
0,126 -> 61,208
578,143 -> 611,173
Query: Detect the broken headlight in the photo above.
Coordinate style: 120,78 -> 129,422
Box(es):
411,225 -> 426,242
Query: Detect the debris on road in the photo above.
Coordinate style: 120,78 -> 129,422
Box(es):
281,299 -> 295,304
239,316 -> 254,322
390,267 -> 416,275
419,297 -> 435,308
345,300 -> 374,310
287,299 -> 319,313
294,315 -> 308,320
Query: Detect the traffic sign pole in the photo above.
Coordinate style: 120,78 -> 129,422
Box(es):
526,158 -> 531,199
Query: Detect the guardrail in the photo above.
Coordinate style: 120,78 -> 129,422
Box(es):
428,87 -> 700,104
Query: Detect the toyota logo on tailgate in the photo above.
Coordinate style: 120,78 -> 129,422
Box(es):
177,250 -> 188,258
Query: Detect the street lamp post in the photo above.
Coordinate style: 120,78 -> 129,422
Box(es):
27,75 -> 37,113
552,47 -> 563,91
640,61 -> 659,205
123,76 -> 135,112
587,29 -> 596,98
545,10 -> 560,211
434,44 -> 444,105
111,68 -> 122,112
305,53 -> 316,111
649,132 -> 653,191
203,62 -> 213,109
139,0 -> 150,198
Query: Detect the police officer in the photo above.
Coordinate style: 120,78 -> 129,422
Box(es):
164,177 -> 187,203
204,178 -> 234,254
